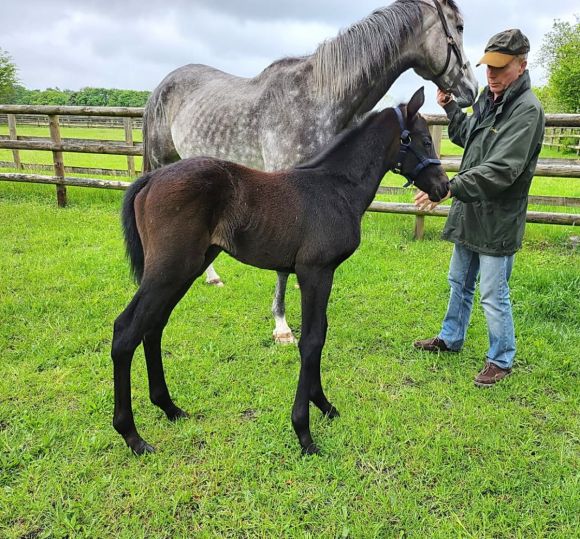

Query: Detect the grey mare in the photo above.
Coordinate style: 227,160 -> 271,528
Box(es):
142,0 -> 478,343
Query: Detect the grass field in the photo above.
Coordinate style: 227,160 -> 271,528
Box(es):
0,127 -> 579,537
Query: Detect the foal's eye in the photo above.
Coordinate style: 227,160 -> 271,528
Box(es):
423,137 -> 432,148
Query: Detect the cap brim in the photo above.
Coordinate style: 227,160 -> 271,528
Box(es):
476,51 -> 515,67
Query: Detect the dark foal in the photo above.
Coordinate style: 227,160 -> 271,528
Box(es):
112,87 -> 449,455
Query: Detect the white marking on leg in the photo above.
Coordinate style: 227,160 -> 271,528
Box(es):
272,272 -> 296,344
205,263 -> 224,287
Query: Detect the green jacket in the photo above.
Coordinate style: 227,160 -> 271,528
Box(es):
442,70 -> 545,255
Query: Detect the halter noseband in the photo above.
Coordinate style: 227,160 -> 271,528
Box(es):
392,106 -> 441,188
428,1 -> 472,90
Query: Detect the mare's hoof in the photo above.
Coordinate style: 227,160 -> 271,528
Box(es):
325,406 -> 340,420
301,443 -> 321,456
273,332 -> 297,345
206,278 -> 224,287
167,408 -> 189,422
131,439 -> 156,456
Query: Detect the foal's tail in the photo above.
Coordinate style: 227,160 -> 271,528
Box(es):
122,175 -> 150,284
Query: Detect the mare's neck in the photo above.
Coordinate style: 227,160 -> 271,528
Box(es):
309,3 -> 422,124
352,52 -> 415,117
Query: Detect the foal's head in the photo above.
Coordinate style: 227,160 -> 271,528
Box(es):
393,87 -> 450,202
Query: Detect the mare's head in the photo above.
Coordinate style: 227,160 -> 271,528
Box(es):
411,0 -> 478,107
391,87 -> 450,202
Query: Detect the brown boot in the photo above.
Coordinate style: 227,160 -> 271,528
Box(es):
413,336 -> 457,353
474,361 -> 512,387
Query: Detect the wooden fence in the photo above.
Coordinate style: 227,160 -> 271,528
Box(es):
543,127 -> 580,155
0,105 -> 579,236
0,113 -> 143,129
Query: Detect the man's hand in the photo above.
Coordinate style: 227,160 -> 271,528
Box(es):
436,89 -> 454,108
414,189 -> 451,212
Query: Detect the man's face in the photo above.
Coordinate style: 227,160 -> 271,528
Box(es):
486,57 -> 526,97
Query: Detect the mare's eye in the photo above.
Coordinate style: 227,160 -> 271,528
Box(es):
423,137 -> 432,148
457,25 -> 464,34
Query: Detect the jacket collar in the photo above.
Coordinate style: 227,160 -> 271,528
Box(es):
480,70 -> 531,116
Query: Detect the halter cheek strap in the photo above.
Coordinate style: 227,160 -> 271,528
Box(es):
393,106 -> 441,188
430,0 -> 471,89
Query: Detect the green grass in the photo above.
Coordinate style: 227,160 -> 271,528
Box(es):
0,181 -> 578,538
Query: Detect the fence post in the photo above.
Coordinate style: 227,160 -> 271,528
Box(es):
124,117 -> 136,178
48,115 -> 67,207
7,114 -> 22,170
414,215 -> 425,239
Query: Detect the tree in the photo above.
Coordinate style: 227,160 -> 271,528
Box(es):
532,85 -> 559,114
538,17 -> 580,113
0,48 -> 19,103
69,87 -> 111,106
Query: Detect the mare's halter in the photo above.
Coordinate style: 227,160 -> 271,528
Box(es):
392,106 -> 441,188
428,0 -> 472,91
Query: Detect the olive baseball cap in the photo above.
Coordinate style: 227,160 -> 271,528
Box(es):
477,29 -> 530,67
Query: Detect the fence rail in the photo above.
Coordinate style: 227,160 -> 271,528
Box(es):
6,172 -> 577,228
543,127 -> 580,155
1,105 -> 579,236
0,113 -> 143,129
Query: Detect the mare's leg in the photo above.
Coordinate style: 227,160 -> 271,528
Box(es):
292,266 -> 337,455
205,263 -> 223,287
272,272 -> 296,344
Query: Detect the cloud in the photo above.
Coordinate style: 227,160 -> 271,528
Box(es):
2,0 -> 578,111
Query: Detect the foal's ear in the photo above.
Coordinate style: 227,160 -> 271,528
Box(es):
407,87 -> 425,120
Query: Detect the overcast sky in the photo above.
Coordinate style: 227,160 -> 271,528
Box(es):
2,0 -> 578,112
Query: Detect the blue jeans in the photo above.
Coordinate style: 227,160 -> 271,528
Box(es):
438,244 -> 516,369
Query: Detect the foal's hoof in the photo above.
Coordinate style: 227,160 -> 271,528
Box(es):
301,443 -> 321,456
205,278 -> 224,287
273,331 -> 297,345
167,407 -> 189,422
325,406 -> 340,420
130,439 -> 156,456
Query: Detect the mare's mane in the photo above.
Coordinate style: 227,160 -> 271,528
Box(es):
253,1 -> 461,96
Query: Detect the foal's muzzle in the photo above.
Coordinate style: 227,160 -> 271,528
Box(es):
392,106 -> 442,188
428,179 -> 451,202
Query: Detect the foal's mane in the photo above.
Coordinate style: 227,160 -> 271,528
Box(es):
311,0 -> 460,98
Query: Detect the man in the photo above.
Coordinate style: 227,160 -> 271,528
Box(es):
413,29 -> 545,387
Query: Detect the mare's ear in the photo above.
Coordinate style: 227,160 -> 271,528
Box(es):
407,87 -> 425,120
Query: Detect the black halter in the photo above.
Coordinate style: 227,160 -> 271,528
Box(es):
392,106 -> 441,188
429,0 -> 472,91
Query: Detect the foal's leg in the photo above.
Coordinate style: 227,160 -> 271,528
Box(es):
112,280 -> 190,455
272,272 -> 296,344
143,247 -> 221,422
112,292 -> 154,455
112,248 -> 214,455
292,266 -> 338,455
144,327 -> 188,421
